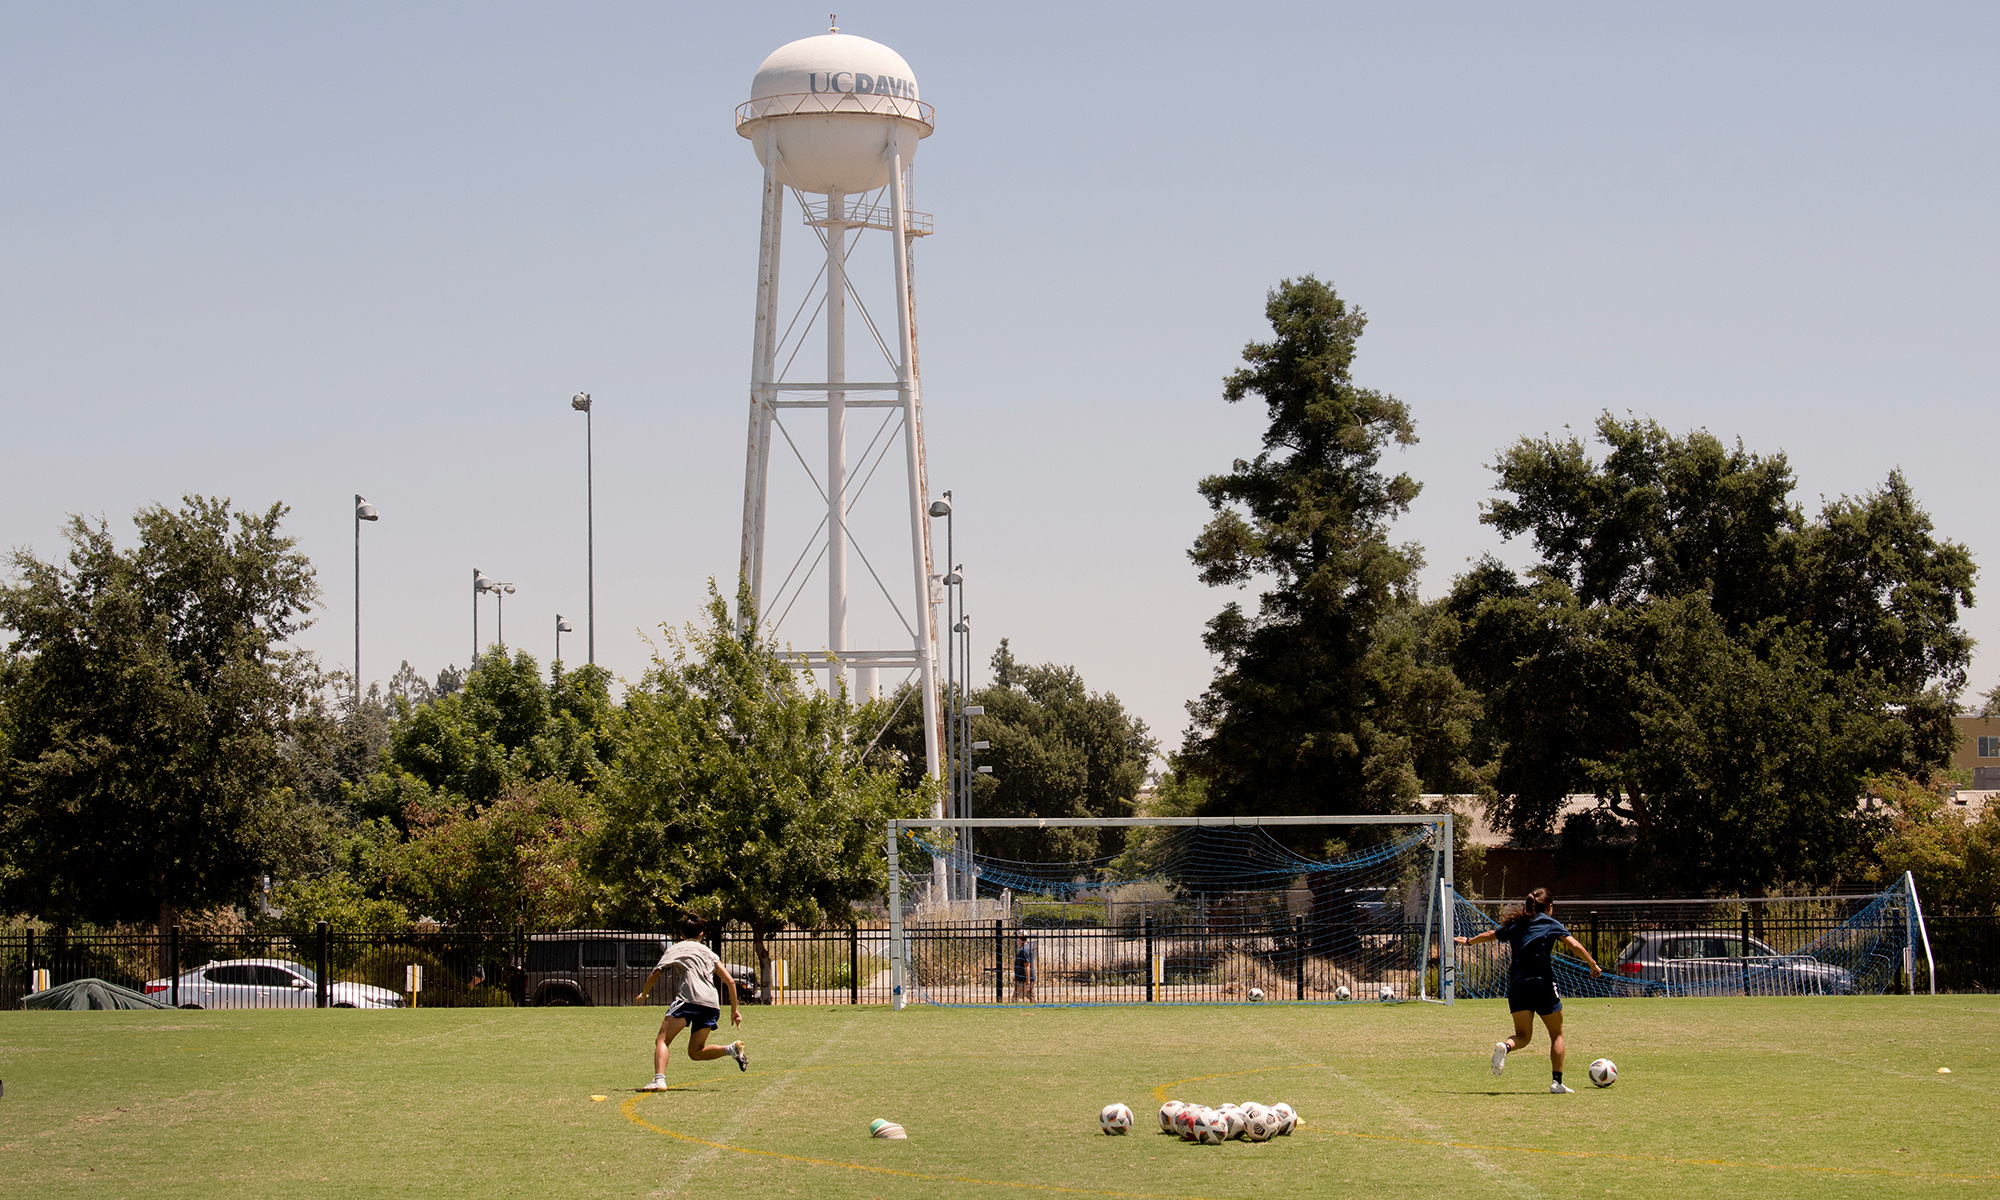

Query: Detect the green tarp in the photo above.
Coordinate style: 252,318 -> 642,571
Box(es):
21,978 -> 174,1010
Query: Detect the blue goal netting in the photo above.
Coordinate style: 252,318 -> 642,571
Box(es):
1448,875 -> 1934,999
891,820 -> 1451,1007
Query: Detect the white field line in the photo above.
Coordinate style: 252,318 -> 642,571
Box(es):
1316,1064 -> 1549,1200
647,1013 -> 862,1198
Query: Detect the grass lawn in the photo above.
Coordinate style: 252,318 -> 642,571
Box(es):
3,995 -> 1995,1199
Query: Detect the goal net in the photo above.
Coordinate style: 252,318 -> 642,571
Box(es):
1448,871 -> 1936,999
884,816 -> 1458,1008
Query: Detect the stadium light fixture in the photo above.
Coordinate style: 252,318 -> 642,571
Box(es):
354,495 -> 378,702
571,392 -> 595,664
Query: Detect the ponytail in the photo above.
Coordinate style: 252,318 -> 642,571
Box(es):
1499,887 -> 1552,934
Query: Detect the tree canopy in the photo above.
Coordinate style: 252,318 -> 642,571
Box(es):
591,584 -> 926,981
1452,414 -> 1975,890
0,497 -> 319,926
1180,276 -> 1473,825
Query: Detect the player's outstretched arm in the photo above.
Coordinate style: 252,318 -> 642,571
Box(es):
1454,930 -> 1498,946
1563,934 -> 1603,977
714,962 -> 743,1027
636,967 -> 663,1003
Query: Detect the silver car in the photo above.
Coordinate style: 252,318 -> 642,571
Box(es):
1613,931 -> 1856,996
144,958 -> 406,1009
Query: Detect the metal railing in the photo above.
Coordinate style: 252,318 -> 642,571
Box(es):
9,911 -> 1995,1010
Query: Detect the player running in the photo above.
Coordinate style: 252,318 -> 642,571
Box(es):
635,915 -> 748,1091
1455,887 -> 1601,1093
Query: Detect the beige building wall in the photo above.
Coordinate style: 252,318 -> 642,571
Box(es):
1952,714 -> 2000,790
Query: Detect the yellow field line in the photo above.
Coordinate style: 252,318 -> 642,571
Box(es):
619,1094 -> 1233,1200
1157,1063 -> 1999,1184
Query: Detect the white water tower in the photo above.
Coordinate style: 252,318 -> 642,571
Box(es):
736,23 -> 942,785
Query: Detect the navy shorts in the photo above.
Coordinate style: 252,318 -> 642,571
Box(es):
1507,978 -> 1562,1016
667,1000 -> 720,1030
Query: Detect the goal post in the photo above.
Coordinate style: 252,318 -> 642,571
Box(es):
884,814 -> 1455,1010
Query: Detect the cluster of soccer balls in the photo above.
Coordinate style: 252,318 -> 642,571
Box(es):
1097,1100 -> 1298,1143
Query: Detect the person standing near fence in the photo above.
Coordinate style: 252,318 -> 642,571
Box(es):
1455,887 -> 1601,1093
1012,931 -> 1037,1002
635,915 -> 747,1091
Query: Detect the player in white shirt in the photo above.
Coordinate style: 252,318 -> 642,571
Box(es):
635,915 -> 747,1090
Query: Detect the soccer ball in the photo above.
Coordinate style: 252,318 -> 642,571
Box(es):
1240,1104 -> 1277,1142
1248,987 -> 1265,1002
1269,1102 -> 1297,1135
1217,1105 -> 1246,1140
1379,984 -> 1395,1002
1173,1106 -> 1202,1141
1158,1100 -> 1186,1133
1100,1103 -> 1133,1134
1191,1107 -> 1229,1145
1589,1058 -> 1618,1088
1335,985 -> 1352,1001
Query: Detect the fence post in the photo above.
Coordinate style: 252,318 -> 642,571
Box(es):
23,926 -> 33,988
1294,916 -> 1306,1001
1740,907 -> 1752,996
1144,916 -> 1155,1003
994,919 -> 1003,1003
169,925 -> 181,1008
316,920 -> 331,1009
848,924 -> 859,1005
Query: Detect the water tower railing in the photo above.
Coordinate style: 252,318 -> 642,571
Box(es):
801,197 -> 933,236
736,93 -> 934,131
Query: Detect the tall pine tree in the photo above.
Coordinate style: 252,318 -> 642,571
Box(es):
1183,277 -> 1463,822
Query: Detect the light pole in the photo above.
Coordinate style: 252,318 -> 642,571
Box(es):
354,495 -> 378,701
928,494 -> 959,900
493,582 -> 517,649
556,614 -> 574,667
572,392 -> 594,665
473,570 -> 496,666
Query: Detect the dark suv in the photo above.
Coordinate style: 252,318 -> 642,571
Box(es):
521,931 -> 760,1007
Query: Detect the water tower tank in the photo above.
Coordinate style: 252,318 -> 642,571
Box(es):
737,32 -> 934,196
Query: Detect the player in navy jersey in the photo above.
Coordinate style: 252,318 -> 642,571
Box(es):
1455,888 -> 1601,1093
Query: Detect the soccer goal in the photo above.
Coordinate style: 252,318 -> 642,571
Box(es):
883,815 -> 1458,1010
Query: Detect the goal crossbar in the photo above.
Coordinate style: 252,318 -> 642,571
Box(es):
884,814 -> 1455,1009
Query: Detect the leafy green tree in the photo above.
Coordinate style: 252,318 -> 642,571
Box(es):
357,650 -> 616,822
373,778 -> 601,930
1455,415 -> 1975,889
0,497 -> 318,929
265,875 -> 411,938
592,583 -> 926,992
1181,276 -> 1473,825
962,646 -> 1157,863
1868,772 -> 2000,916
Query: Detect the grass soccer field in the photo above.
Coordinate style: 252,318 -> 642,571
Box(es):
3,996 -> 1995,1199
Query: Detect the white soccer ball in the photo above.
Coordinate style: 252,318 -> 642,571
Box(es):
1191,1107 -> 1229,1145
1100,1103 -> 1133,1134
1335,985 -> 1352,1001
1217,1105 -> 1246,1140
1269,1102 -> 1297,1135
1158,1100 -> 1186,1133
1241,1104 -> 1277,1142
1173,1106 -> 1202,1141
1248,987 -> 1265,1002
1589,1058 -> 1618,1088
1379,984 -> 1395,1002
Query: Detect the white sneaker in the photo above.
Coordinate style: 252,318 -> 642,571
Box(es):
1491,1041 -> 1509,1076
1550,1081 -> 1575,1094
729,1041 -> 749,1072
642,1074 -> 668,1091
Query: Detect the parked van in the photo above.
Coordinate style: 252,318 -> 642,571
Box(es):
521,930 -> 760,1006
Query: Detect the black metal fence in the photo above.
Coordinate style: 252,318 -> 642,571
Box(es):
8,911 -> 1996,1011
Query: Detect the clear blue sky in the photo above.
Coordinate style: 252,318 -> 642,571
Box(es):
2,3 -> 1994,757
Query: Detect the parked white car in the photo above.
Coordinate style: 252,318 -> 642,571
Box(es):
143,958 -> 406,1009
